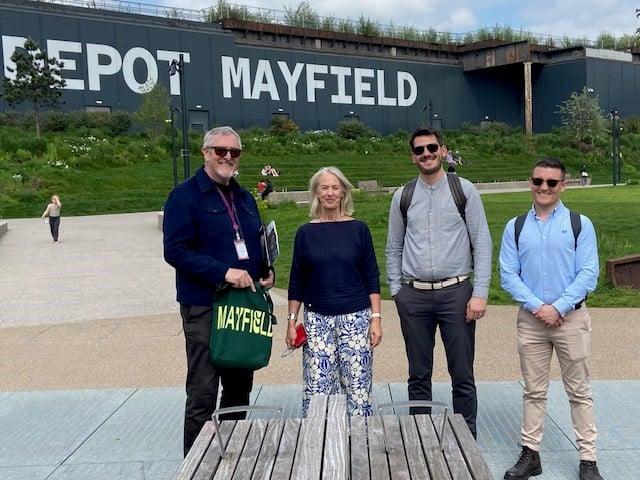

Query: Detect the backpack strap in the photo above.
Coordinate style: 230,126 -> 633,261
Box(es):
569,211 -> 582,249
446,172 -> 466,221
400,173 -> 467,226
515,211 -> 582,250
514,213 -> 527,250
399,177 -> 417,226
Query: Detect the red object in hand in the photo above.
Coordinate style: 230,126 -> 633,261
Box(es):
293,323 -> 307,348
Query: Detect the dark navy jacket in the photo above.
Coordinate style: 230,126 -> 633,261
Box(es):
163,166 -> 264,306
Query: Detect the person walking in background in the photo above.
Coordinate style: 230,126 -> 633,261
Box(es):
163,126 -> 275,456
385,125 -> 492,438
286,166 -> 382,417
580,164 -> 589,186
41,194 -> 62,242
499,158 -> 603,480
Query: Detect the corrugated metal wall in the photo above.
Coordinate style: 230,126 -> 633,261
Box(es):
1,2 -> 637,134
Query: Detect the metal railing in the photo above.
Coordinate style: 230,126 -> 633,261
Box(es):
29,0 -> 633,49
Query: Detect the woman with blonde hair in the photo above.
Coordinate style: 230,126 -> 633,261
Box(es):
41,195 -> 62,242
286,166 -> 382,416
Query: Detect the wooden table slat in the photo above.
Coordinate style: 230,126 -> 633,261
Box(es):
191,421 -> 235,480
414,415 -> 453,480
249,418 -> 284,479
322,394 -> 349,479
367,416 -> 391,480
350,416 -> 371,480
380,415 -> 411,480
230,419 -> 269,480
174,421 -> 216,480
291,395 -> 326,479
434,414 -> 473,480
269,418 -> 302,480
398,416 -> 431,480
448,415 -> 494,480
212,420 -> 252,480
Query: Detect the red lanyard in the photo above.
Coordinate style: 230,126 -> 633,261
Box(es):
216,187 -> 242,240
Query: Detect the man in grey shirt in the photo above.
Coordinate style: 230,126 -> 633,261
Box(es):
385,125 -> 492,437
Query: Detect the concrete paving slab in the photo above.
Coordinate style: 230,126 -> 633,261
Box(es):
1,211 -> 638,479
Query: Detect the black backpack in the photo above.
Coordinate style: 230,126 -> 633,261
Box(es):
514,211 -> 581,250
400,172 -> 467,226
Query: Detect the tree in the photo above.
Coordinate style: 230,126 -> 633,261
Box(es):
133,82 -> 171,144
555,87 -> 607,146
1,37 -> 66,137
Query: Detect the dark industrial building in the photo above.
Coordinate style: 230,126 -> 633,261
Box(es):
1,0 -> 639,135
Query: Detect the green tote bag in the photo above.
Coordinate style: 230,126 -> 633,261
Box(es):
209,281 -> 276,370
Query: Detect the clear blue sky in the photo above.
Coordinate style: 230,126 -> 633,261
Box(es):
151,0 -> 638,42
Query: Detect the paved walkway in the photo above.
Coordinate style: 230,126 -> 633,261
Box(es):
1,212 -> 638,479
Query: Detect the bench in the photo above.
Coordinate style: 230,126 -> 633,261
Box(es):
174,394 -> 492,479
606,254 -> 640,290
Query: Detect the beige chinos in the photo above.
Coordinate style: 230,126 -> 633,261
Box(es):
517,306 -> 597,461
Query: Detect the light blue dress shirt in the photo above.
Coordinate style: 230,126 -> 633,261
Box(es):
499,201 -> 599,316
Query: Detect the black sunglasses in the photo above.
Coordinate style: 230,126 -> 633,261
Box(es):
204,146 -> 242,158
412,143 -> 440,155
530,177 -> 563,188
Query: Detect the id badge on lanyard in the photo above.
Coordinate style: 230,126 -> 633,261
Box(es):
234,237 -> 249,260
217,186 -> 250,261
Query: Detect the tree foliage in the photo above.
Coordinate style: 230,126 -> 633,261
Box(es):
556,87 -> 607,146
133,82 -> 170,144
1,37 -> 66,137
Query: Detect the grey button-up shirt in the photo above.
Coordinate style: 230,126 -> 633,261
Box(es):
385,174 -> 492,297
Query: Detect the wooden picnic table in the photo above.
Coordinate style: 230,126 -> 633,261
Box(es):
174,394 -> 493,479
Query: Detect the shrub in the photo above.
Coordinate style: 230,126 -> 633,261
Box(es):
41,111 -> 69,132
269,116 -> 299,136
623,116 -> 640,134
337,120 -> 375,140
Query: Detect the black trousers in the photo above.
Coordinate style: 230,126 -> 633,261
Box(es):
49,216 -> 60,241
394,280 -> 478,437
180,304 -> 254,456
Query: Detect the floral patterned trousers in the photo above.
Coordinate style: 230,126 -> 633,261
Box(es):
302,308 -> 373,416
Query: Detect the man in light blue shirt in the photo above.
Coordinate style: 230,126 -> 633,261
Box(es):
499,158 -> 603,480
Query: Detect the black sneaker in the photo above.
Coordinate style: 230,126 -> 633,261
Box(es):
579,460 -> 604,480
504,446 -> 542,479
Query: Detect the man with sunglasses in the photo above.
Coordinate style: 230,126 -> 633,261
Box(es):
163,126 -> 274,456
499,158 -> 603,480
386,125 -> 492,439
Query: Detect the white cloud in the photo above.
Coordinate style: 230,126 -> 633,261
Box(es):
158,0 -> 638,41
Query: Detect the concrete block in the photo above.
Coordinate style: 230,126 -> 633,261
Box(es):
0,221 -> 8,239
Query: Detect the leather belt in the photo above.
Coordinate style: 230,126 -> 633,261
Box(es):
404,275 -> 470,290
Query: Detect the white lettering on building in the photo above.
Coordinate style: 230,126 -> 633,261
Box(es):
2,35 -> 418,107
221,56 -> 417,106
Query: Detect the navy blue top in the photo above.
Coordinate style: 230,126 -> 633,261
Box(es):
288,219 -> 381,315
163,166 -> 264,306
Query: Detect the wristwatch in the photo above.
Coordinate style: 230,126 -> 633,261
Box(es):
287,313 -> 297,321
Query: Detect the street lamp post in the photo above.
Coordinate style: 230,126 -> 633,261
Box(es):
169,55 -> 190,180
610,109 -> 620,186
168,107 -> 181,187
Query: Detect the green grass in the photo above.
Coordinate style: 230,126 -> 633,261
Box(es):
260,186 -> 640,307
1,125 -> 639,306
